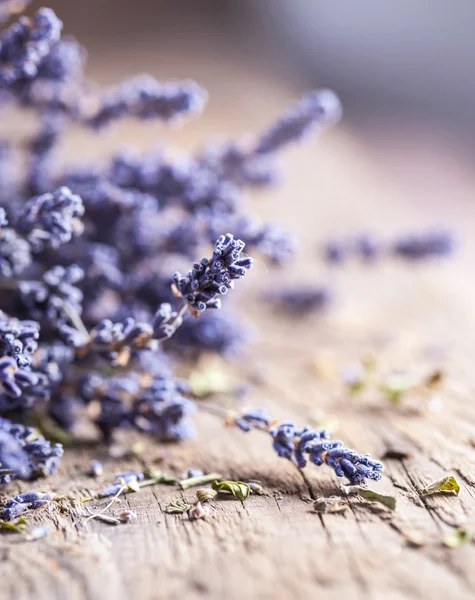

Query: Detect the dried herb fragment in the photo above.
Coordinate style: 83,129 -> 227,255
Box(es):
179,473 -> 222,490
381,373 -> 415,403
0,516 -> 28,533
196,488 -> 217,503
421,475 -> 460,497
164,500 -> 193,514
188,366 -> 232,397
443,528 -> 473,548
187,501 -> 209,520
212,480 -> 251,500
247,482 -> 265,495
356,487 -> 397,511
84,505 -> 120,525
313,496 -> 348,514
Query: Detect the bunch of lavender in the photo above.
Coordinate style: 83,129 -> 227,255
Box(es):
0,4 -> 384,490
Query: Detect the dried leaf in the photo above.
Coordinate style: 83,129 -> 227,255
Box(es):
443,528 -> 473,548
313,496 -> 348,514
140,471 -> 177,487
196,489 -> 218,503
0,517 -> 28,533
356,487 -> 397,510
424,369 -> 444,387
165,500 -> 193,514
212,480 -> 251,501
421,475 -> 460,496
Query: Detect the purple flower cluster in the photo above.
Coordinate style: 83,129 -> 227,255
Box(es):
0,416 -> 63,482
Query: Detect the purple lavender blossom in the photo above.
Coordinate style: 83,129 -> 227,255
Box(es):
131,374 -> 195,441
267,421 -> 383,485
0,8 -> 62,86
17,186 -> 84,250
0,417 -> 63,481
172,233 -> 253,313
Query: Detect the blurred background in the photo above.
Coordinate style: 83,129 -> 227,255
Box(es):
19,0 -> 475,215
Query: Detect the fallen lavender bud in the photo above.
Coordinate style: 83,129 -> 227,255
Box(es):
97,471 -> 144,498
89,459 -> 103,478
2,490 -> 54,520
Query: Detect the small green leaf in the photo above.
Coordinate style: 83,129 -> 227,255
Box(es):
0,517 -> 28,533
188,367 -> 232,398
179,473 -> 222,490
164,500 -> 193,514
356,488 -> 397,511
421,475 -> 460,496
443,528 -> 473,548
381,373 -> 415,403
212,480 -> 251,501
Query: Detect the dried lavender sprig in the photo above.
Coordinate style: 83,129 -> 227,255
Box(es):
172,233 -> 253,314
253,89 -> 342,156
86,75 -> 207,129
201,405 -> 383,486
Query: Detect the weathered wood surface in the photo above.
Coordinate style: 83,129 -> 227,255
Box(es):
2,64 -> 475,600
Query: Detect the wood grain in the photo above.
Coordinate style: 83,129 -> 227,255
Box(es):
2,56 -> 475,600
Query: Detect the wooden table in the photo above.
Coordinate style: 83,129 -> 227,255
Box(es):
1,57 -> 475,600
